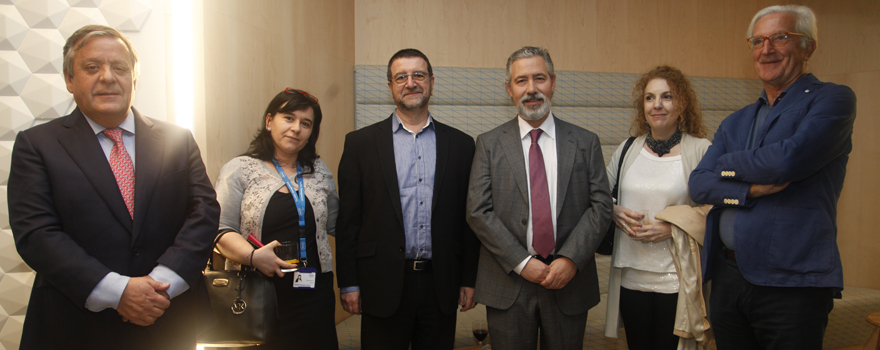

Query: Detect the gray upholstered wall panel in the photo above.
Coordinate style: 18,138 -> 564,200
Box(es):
355,65 -> 761,164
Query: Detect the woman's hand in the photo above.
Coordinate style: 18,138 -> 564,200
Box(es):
612,204 -> 644,236
251,240 -> 299,277
632,221 -> 673,244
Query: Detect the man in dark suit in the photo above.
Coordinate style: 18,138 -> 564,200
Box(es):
336,48 -> 480,350
689,5 -> 856,349
466,46 -> 612,349
7,25 -> 219,349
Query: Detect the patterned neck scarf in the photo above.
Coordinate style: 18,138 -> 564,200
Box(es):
645,129 -> 682,157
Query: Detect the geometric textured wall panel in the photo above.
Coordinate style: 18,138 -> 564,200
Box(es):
0,315 -> 24,350
0,142 -> 12,185
0,52 -> 30,96
99,0 -> 150,31
58,6 -> 106,39
17,28 -> 65,74
69,0 -> 102,7
0,186 -> 6,229
0,230 -> 29,274
14,0 -> 70,29
20,74 -> 71,119
0,97 -> 34,141
0,272 -> 34,316
0,5 -> 29,50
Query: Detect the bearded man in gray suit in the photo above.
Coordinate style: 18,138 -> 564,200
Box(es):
466,46 -> 613,349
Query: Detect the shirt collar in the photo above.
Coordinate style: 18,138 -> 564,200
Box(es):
518,112 -> 556,141
758,73 -> 808,106
84,110 -> 136,136
392,111 -> 434,135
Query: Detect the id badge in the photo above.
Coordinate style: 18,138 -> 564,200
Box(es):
293,267 -> 317,289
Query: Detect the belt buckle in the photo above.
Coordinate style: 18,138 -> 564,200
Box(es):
412,260 -> 427,271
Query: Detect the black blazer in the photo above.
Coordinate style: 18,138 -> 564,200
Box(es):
336,116 -> 480,317
8,108 -> 220,349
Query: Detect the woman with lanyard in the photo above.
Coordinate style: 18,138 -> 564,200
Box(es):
215,88 -> 339,349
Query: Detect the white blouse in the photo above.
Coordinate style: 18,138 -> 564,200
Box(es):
614,148 -> 688,293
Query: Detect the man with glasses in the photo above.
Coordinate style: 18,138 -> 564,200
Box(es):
689,5 -> 856,349
336,48 -> 480,350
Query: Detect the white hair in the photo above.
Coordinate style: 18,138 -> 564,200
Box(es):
747,5 -> 817,48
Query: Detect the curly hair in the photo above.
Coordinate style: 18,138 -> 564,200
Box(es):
243,89 -> 322,175
630,65 -> 707,139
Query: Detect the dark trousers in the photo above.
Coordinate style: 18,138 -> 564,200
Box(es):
361,270 -> 456,350
619,287 -> 679,350
710,250 -> 834,350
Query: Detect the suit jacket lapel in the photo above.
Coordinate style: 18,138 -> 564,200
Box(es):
432,121 -> 449,211
499,118 -> 529,203
56,109 -> 133,231
555,120 -> 575,218
131,108 -> 163,243
377,116 -> 405,229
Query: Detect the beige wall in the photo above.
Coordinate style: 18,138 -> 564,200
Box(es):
202,0 -> 354,323
805,0 -> 880,289
353,0 -> 880,288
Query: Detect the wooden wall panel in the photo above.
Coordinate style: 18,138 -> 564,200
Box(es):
824,71 -> 880,290
355,0 -> 779,78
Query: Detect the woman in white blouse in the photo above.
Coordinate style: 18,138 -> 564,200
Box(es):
604,66 -> 712,349
214,89 -> 339,349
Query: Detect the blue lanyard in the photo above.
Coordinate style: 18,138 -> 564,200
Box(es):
272,158 -> 306,227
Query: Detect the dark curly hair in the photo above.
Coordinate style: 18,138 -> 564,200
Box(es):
630,65 -> 707,139
243,89 -> 322,175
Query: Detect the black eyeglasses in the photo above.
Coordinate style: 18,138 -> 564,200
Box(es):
746,32 -> 809,50
283,88 -> 319,104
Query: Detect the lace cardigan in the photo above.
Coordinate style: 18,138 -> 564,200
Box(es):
216,156 -> 339,273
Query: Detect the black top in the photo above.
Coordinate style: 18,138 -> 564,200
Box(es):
262,190 -> 320,272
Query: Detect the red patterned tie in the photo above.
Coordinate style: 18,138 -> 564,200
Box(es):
529,129 -> 554,258
103,128 -> 135,218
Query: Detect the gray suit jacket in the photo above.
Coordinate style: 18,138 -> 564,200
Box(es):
466,116 -> 612,315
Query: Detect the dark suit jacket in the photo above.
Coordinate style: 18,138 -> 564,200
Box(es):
690,73 -> 856,289
466,116 -> 613,315
336,115 -> 480,317
7,108 -> 220,349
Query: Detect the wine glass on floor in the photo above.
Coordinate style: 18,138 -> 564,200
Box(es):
472,320 -> 488,347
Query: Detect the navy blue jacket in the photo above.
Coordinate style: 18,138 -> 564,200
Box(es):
689,73 -> 856,289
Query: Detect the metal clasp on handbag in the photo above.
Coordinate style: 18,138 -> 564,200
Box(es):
231,271 -> 247,315
212,279 -> 229,287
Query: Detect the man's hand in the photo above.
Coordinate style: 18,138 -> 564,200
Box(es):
521,258 -> 549,284
540,257 -> 577,290
341,290 -> 362,315
459,287 -> 477,312
747,182 -> 790,199
118,276 -> 171,326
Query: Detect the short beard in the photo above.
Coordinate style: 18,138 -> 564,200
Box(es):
396,88 -> 430,111
517,92 -> 551,121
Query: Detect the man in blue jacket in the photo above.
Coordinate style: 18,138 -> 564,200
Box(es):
689,5 -> 856,350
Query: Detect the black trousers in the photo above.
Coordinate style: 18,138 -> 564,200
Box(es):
710,250 -> 834,350
361,270 -> 456,350
619,287 -> 679,350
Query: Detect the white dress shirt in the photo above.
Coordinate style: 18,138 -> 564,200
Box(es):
513,113 -> 558,274
82,111 -> 189,312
